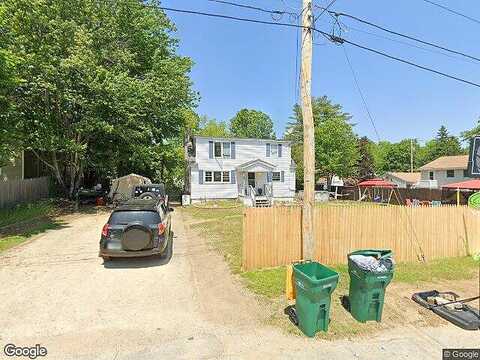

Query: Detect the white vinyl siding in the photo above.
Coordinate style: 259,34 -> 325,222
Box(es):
191,137 -> 295,201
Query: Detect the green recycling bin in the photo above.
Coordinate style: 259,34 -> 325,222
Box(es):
293,261 -> 339,337
348,249 -> 394,323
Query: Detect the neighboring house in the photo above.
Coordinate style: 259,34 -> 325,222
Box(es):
384,172 -> 421,189
0,151 -> 48,181
189,136 -> 296,206
418,155 -> 470,188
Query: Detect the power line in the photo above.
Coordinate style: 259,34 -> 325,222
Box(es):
421,0 -> 480,25
341,45 -> 381,142
159,6 -> 306,30
159,6 -> 480,88
207,0 -> 297,17
331,11 -> 480,63
344,24 -> 480,65
320,32 -> 480,88
314,0 -> 338,22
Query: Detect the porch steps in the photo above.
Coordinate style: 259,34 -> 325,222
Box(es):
255,196 -> 271,207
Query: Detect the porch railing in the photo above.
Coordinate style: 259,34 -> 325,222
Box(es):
264,183 -> 273,206
249,185 -> 256,206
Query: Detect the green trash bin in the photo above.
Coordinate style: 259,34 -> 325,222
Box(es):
348,249 -> 394,323
293,261 -> 339,337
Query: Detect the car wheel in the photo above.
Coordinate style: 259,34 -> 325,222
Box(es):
139,192 -> 157,200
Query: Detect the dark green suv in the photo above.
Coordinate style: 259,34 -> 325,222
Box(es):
99,199 -> 172,261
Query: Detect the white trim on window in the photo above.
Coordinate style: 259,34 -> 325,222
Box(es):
204,170 -> 231,183
205,171 -> 213,182
272,171 -> 281,182
214,141 -> 231,159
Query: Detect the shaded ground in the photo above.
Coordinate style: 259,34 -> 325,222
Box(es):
0,209 -> 478,360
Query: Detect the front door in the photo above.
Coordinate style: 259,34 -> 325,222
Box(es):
247,172 -> 256,190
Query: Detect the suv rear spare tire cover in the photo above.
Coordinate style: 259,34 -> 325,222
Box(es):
139,192 -> 157,200
122,224 -> 153,251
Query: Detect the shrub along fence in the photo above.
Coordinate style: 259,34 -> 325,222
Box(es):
0,177 -> 49,208
242,205 -> 480,271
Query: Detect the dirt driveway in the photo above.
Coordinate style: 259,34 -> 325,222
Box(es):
0,210 -> 478,360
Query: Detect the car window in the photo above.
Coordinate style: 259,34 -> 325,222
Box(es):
109,211 -> 161,225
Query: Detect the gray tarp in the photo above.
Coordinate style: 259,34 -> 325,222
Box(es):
108,174 -> 151,202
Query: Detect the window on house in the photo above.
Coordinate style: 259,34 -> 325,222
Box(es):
222,142 -> 231,158
214,142 -> 222,157
272,172 -> 281,182
270,144 -> 278,157
205,170 -> 230,183
429,172 -> 434,180
464,169 -> 469,177
446,170 -> 455,178
205,171 -> 213,182
222,171 -> 230,182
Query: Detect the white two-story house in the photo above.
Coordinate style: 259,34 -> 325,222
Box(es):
188,136 -> 296,206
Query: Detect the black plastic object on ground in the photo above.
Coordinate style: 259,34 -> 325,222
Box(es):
412,290 -> 480,331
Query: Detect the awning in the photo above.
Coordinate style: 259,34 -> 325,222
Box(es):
442,179 -> 480,190
358,178 -> 396,188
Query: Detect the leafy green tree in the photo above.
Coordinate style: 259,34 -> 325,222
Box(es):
0,49 -> 21,165
358,137 -> 375,179
197,116 -> 230,137
286,96 -> 359,187
418,126 -> 463,165
461,118 -> 480,141
1,0 -> 196,196
230,109 -> 275,139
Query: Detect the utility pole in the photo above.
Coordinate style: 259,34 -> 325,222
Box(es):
410,139 -> 414,173
301,0 -> 315,260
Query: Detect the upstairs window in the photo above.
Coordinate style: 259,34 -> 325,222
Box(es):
446,170 -> 455,178
222,142 -> 231,158
429,172 -> 434,180
214,142 -> 222,157
270,144 -> 278,157
214,142 -> 231,158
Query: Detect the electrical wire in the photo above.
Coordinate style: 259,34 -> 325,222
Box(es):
314,0 -> 338,22
159,6 -> 480,89
421,0 -> 480,25
344,24 -> 480,66
341,45 -> 381,142
207,0 -> 297,17
330,11 -> 480,63
319,32 -> 480,88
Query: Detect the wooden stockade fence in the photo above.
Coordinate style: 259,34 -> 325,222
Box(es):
242,205 -> 480,271
0,177 -> 49,208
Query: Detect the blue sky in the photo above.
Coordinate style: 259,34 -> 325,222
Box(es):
163,0 -> 479,142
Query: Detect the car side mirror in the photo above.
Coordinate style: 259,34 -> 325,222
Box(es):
168,207 -> 174,212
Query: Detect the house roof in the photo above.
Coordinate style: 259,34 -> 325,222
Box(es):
236,159 -> 276,171
386,172 -> 421,184
358,178 -> 396,188
194,136 -> 290,144
419,155 -> 468,171
442,179 -> 480,190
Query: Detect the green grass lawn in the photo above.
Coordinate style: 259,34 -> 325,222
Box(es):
0,200 -> 56,228
0,200 -> 64,253
182,201 -> 480,339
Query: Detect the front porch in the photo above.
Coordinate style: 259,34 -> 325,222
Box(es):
236,159 -> 276,207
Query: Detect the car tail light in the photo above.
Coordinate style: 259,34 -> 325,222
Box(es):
158,223 -> 166,235
102,223 -> 110,237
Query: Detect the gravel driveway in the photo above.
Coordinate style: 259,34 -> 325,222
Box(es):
0,209 -> 478,360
